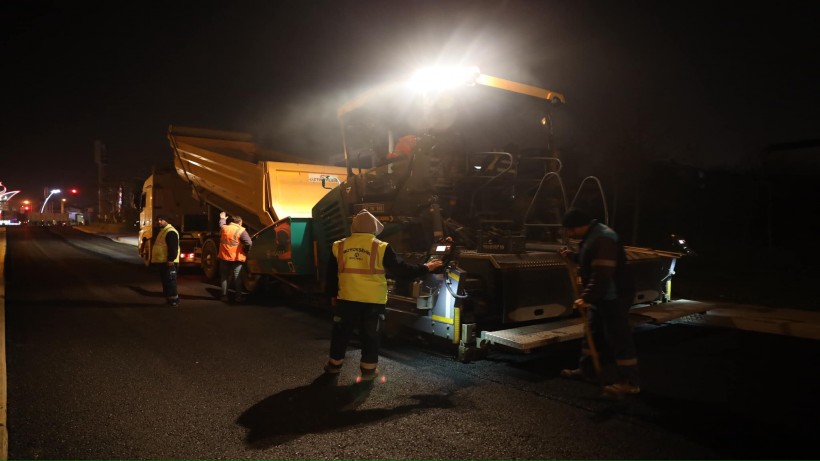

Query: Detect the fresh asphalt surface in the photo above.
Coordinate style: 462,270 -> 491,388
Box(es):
2,225 -> 818,459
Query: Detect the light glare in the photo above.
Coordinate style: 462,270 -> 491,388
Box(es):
407,66 -> 480,92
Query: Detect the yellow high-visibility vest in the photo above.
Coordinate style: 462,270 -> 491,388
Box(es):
332,233 -> 388,303
151,224 -> 180,263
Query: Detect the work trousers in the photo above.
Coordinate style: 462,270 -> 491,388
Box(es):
579,297 -> 640,386
329,299 -> 384,365
219,259 -> 244,297
156,263 -> 179,300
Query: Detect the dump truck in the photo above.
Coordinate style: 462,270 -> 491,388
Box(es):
136,168 -> 211,268
167,126 -> 349,280
169,67 -> 693,359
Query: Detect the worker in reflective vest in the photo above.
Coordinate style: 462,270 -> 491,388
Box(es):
323,209 -> 443,381
151,214 -> 180,307
218,211 -> 252,303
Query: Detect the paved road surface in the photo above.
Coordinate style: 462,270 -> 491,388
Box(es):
2,225 -> 818,459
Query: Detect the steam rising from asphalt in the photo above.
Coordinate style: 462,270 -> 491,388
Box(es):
249,90 -> 348,164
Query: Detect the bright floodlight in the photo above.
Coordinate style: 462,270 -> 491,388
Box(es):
407,66 -> 480,92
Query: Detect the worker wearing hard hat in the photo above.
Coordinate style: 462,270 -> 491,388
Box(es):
559,208 -> 639,398
323,208 -> 443,381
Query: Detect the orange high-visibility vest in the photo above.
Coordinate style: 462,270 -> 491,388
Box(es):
219,223 -> 247,262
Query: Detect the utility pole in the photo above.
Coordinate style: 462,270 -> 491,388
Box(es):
94,140 -> 107,222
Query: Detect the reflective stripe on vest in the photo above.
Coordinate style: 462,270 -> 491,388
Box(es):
151,224 -> 180,263
579,221 -> 619,301
332,233 -> 387,304
219,223 -> 247,262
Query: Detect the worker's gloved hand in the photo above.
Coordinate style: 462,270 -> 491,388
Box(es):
425,259 -> 444,272
573,298 -> 591,310
219,211 -> 227,220
559,246 -> 573,258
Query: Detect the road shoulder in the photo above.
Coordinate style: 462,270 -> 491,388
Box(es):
1,228 -> 8,460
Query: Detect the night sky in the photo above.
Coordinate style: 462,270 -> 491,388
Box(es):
1,1 -> 817,207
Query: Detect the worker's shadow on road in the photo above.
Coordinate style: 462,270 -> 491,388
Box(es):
236,373 -> 455,449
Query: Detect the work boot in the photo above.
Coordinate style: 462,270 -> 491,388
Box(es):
234,295 -> 245,304
167,297 -> 180,307
219,294 -> 229,303
560,368 -> 595,382
323,361 -> 343,374
358,367 -> 380,382
601,382 -> 641,399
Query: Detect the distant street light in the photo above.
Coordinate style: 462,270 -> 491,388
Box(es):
41,189 -> 61,213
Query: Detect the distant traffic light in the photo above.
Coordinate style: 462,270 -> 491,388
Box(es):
70,188 -> 79,194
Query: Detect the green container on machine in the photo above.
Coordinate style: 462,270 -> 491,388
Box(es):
248,217 -> 316,276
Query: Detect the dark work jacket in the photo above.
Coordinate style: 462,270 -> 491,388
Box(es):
576,220 -> 635,304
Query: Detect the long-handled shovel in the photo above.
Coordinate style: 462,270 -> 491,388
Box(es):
562,251 -> 603,385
